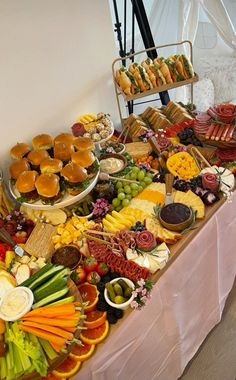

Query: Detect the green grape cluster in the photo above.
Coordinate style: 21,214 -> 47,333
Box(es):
111,166 -> 153,211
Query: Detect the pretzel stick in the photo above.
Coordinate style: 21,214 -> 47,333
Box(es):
82,232 -> 113,246
85,230 -> 114,237
190,147 -> 211,170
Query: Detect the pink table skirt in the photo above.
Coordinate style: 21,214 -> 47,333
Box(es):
77,192 -> 236,380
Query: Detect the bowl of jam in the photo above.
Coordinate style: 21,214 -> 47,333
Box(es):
159,202 -> 194,232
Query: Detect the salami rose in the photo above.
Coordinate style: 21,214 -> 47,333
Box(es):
135,231 -> 157,252
202,173 -> 219,192
71,122 -> 86,137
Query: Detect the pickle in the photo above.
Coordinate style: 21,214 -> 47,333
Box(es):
117,279 -> 129,292
124,287 -> 133,299
113,283 -> 123,296
114,295 -> 128,304
105,283 -> 116,302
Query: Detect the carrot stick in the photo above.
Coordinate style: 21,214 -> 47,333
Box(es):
58,312 -> 81,320
24,304 -> 76,318
21,316 -> 78,327
50,341 -> 66,353
63,326 -> 77,333
18,324 -> 67,346
21,321 -> 73,340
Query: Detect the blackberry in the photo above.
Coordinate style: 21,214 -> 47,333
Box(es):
130,221 -> 145,232
109,272 -> 120,280
153,173 -> 165,183
98,293 -> 105,302
97,282 -> 105,292
114,309 -> 124,319
107,313 -> 118,324
107,306 -> 117,315
96,300 -> 109,312
101,274 -> 111,283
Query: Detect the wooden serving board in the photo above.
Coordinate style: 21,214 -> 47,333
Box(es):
17,280 -> 83,380
196,132 -> 236,149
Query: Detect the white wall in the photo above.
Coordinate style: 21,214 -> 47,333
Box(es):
0,0 -> 119,172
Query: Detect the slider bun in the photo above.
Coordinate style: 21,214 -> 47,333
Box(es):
74,136 -> 94,151
35,173 -> 60,198
10,143 -> 31,160
61,162 -> 87,183
9,158 -> 30,180
32,134 -> 53,150
54,133 -> 75,144
27,149 -> 49,166
53,141 -> 74,161
40,158 -> 63,173
16,170 -> 38,193
71,150 -> 95,168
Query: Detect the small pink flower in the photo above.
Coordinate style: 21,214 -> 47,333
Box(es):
141,288 -> 147,296
131,300 -> 139,309
141,296 -> 148,303
137,279 -> 145,287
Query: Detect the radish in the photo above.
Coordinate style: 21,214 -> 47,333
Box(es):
15,264 -> 30,285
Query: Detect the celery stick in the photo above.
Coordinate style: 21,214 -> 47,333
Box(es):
0,357 -> 7,379
38,338 -> 58,361
49,295 -> 75,306
12,343 -> 23,377
29,334 -> 48,363
17,348 -> 32,372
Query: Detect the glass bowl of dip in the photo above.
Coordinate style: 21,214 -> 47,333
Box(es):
99,153 -> 127,175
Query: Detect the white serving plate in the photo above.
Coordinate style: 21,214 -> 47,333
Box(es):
9,167 -> 100,211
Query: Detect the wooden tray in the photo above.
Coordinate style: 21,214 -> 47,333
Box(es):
18,280 -> 83,380
115,75 -> 199,102
195,132 -> 236,149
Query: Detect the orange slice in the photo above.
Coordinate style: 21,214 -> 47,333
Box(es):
70,342 -> 95,361
52,355 -> 81,378
80,320 -> 109,345
84,310 -> 107,329
78,283 -> 98,312
42,373 -> 66,380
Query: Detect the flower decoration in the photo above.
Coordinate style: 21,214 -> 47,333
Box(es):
92,198 -> 110,217
139,130 -> 155,142
130,278 -> 153,310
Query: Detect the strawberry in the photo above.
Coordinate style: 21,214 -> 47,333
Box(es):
71,267 -> 86,285
86,271 -> 101,285
96,262 -> 109,276
83,257 -> 98,273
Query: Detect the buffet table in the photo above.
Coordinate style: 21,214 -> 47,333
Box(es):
78,191 -> 236,380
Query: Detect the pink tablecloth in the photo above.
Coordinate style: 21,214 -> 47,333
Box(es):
77,193 -> 236,380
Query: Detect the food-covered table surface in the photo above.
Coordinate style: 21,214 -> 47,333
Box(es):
0,101 -> 236,380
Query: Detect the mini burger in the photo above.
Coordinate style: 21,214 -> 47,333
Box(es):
73,136 -> 94,152
71,150 -> 97,178
61,162 -> 88,196
40,158 -> 63,174
27,149 -> 50,170
32,134 -> 53,151
15,170 -> 38,203
53,141 -> 74,162
35,173 -> 61,204
10,143 -> 31,160
54,133 -> 75,144
9,158 -> 30,180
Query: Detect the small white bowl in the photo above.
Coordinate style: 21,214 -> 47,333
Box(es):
104,277 -> 135,310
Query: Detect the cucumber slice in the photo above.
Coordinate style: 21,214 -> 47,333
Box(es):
28,265 -> 64,290
20,264 -> 53,288
32,287 -> 69,309
34,277 -> 68,302
33,268 -> 69,294
49,295 -> 75,307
